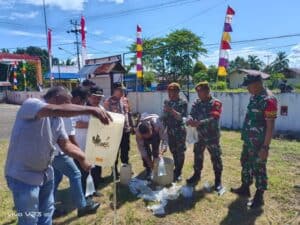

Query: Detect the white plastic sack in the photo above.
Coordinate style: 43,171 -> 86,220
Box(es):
85,112 -> 125,167
180,185 -> 194,198
85,173 -> 96,197
186,125 -> 199,145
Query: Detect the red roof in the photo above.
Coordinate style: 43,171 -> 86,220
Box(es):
0,53 -> 40,62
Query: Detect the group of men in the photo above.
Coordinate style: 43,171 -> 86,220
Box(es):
134,73 -> 277,210
4,72 -> 278,225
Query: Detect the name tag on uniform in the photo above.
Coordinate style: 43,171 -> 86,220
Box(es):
251,109 -> 260,112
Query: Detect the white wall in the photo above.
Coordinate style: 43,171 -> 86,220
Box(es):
6,91 -> 300,134
128,91 -> 300,134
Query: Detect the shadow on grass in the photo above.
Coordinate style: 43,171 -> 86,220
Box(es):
220,196 -> 263,225
164,187 -> 206,216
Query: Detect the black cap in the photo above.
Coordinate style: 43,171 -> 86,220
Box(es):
242,74 -> 263,86
113,82 -> 126,90
90,86 -> 104,97
82,79 -> 96,87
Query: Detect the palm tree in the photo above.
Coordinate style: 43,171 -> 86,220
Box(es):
228,56 -> 249,73
270,51 -> 289,73
247,55 -> 264,70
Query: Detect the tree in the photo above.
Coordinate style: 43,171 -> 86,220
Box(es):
128,29 -> 207,84
228,56 -> 249,73
143,71 -> 156,88
207,65 -> 218,82
266,72 -> 285,89
1,48 -> 10,53
14,46 -> 50,75
193,61 -> 207,74
66,58 -> 75,66
247,55 -> 264,70
192,71 -> 209,84
270,51 -> 289,73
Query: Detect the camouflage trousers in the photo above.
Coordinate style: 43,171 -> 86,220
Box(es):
241,143 -> 268,191
193,139 -> 223,176
168,132 -> 186,176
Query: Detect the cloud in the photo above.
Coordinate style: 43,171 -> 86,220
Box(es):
23,0 -> 87,11
9,11 -> 39,20
98,0 -> 124,4
201,46 -> 276,66
98,35 -> 133,45
0,0 -> 15,8
91,30 -> 103,36
7,30 -> 45,38
288,43 -> 300,67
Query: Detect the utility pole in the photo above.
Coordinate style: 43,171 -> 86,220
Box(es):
67,20 -> 81,71
264,54 -> 272,66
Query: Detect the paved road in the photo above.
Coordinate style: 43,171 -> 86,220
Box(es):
0,104 -> 19,140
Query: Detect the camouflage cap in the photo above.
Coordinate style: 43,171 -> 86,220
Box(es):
195,81 -> 209,90
167,82 -> 180,91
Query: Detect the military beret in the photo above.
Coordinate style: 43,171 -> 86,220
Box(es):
195,81 -> 209,89
242,74 -> 263,86
167,82 -> 180,91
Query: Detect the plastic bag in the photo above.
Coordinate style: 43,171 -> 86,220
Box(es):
186,125 -> 199,145
157,157 -> 167,177
180,185 -> 194,198
85,173 -> 96,197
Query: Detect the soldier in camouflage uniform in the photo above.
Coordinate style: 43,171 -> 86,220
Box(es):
186,81 -> 223,191
231,74 -> 278,209
161,83 -> 188,182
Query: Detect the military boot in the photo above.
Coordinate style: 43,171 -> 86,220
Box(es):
230,184 -> 251,197
248,190 -> 264,209
214,173 -> 222,191
186,172 -> 201,185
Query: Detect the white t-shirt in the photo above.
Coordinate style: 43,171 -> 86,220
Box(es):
73,115 -> 90,151
54,117 -> 76,156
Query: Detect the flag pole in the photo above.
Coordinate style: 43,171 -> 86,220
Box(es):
43,0 -> 52,87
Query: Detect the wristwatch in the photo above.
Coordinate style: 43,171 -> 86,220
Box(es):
262,145 -> 270,151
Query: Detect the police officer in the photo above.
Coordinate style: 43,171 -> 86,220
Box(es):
231,74 -> 278,209
186,81 -> 224,192
161,82 -> 188,182
104,82 -> 134,177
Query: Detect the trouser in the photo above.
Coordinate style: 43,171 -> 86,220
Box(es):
143,132 -> 160,171
193,139 -> 223,177
241,143 -> 268,191
6,176 -> 54,225
115,131 -> 130,170
168,133 -> 186,176
75,160 -> 102,195
52,154 -> 86,208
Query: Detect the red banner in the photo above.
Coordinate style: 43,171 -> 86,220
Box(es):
47,29 -> 52,55
81,16 -> 86,48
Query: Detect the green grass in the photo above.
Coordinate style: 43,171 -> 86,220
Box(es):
0,132 -> 299,225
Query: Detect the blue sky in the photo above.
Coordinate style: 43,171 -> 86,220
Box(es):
0,0 -> 300,67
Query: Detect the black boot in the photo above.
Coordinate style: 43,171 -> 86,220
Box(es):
186,172 -> 201,185
214,174 -> 223,191
231,184 -> 251,197
249,190 -> 264,209
78,200 -> 100,217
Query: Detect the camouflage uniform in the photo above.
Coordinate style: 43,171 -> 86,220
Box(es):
190,97 -> 223,178
161,98 -> 188,177
241,89 -> 277,191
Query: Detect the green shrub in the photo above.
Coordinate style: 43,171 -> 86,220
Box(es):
211,81 -> 227,90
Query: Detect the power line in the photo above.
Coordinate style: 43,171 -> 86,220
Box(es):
87,0 -> 201,20
67,20 -> 82,70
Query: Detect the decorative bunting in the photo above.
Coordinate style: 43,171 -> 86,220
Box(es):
219,58 -> 229,67
227,6 -> 235,15
136,25 -> 143,79
224,23 -> 232,32
47,29 -> 52,55
12,61 -> 18,90
222,32 -> 231,42
218,6 -> 235,77
221,40 -> 231,50
218,66 -> 227,76
22,61 -> 27,90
